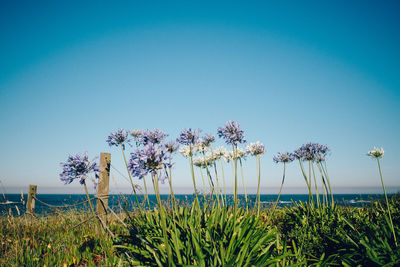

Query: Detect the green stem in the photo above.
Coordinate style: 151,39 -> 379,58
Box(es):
239,158 -> 248,211
233,144 -> 238,215
220,159 -> 227,206
188,146 -> 199,206
323,161 -> 334,207
311,162 -> 321,209
272,162 -> 285,212
298,159 -> 313,206
121,146 -> 143,214
153,173 -> 172,266
256,155 -> 262,215
377,158 -> 397,247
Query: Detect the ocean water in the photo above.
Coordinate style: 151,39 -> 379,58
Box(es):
0,193 -> 387,216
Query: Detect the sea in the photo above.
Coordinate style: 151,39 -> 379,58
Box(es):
0,193 -> 388,216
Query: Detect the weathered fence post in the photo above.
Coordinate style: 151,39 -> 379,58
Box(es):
26,185 -> 37,214
96,152 -> 111,223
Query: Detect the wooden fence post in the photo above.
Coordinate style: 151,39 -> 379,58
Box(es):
96,152 -> 111,223
26,185 -> 37,214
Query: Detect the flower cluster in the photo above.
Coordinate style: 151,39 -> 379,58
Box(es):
246,141 -> 265,156
225,148 -> 247,162
165,141 -> 179,154
273,152 -> 295,163
59,152 -> 99,185
106,129 -> 129,147
179,145 -> 191,158
201,134 -> 215,147
131,129 -> 144,139
293,142 -> 329,162
140,129 -> 168,146
217,121 -> 246,145
367,147 -> 384,159
128,143 -> 172,179
177,128 -> 201,146
213,147 -> 228,159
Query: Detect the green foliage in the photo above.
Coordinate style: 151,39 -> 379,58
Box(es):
117,206 -> 298,266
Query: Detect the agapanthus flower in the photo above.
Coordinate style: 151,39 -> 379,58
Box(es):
246,141 -> 265,156
131,129 -> 144,139
177,128 -> 201,145
213,147 -> 228,160
367,147 -> 384,159
193,155 -> 214,168
59,152 -> 99,185
273,152 -> 295,163
106,129 -> 129,148
193,142 -> 209,153
201,134 -> 216,147
224,148 -> 247,162
128,143 -> 172,179
179,145 -> 191,157
140,129 -> 168,145
165,141 -> 179,154
293,142 -> 329,162
217,120 -> 246,145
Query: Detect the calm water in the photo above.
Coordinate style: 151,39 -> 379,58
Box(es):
0,193 -> 387,216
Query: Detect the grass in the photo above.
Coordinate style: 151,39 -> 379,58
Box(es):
1,195 -> 399,266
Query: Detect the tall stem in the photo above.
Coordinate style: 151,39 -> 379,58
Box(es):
323,161 -> 334,207
377,158 -> 397,247
299,159 -> 313,205
311,162 -> 321,209
239,158 -> 248,211
272,162 -> 285,212
188,145 -> 199,206
233,144 -> 238,215
121,146 -> 142,214
153,173 -> 172,266
83,181 -> 96,217
256,155 -> 261,215
220,159 -> 227,206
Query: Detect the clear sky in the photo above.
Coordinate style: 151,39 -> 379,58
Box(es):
1,0 -> 399,194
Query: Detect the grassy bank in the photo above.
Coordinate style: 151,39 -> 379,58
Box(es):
1,195 -> 399,266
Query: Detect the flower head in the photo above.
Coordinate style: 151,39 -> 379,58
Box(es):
165,140 -> 179,154
201,134 -> 216,147
367,147 -> 384,159
213,147 -> 228,160
131,129 -> 144,139
140,129 -> 168,145
179,145 -> 191,157
59,152 -> 99,185
293,142 -> 330,162
177,128 -> 201,146
217,120 -> 246,145
273,152 -> 295,163
246,141 -> 265,156
106,129 -> 129,148
128,144 -> 171,179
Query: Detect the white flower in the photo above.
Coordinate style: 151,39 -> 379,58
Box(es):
367,147 -> 384,159
193,142 -> 208,153
179,145 -> 191,157
224,148 -> 247,162
246,141 -> 265,156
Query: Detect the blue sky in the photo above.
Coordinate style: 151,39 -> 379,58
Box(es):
1,1 -> 399,194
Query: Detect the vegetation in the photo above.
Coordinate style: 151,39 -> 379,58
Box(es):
1,195 -> 399,266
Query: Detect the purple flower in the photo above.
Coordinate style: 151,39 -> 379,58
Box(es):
128,143 -> 172,179
106,129 -> 129,148
293,143 -> 330,162
217,121 -> 246,145
165,141 -> 179,154
273,152 -> 295,163
59,152 -> 99,185
176,128 -> 201,145
201,134 -> 216,147
139,129 -> 168,146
